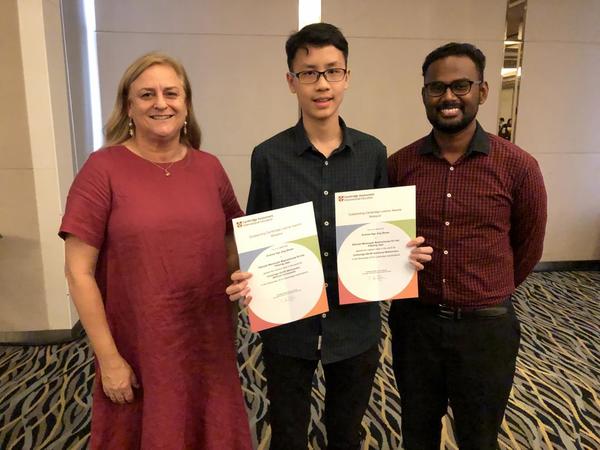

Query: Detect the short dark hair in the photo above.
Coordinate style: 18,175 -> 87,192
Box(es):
285,23 -> 349,70
422,42 -> 486,80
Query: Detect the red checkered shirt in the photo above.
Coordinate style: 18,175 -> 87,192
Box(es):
387,123 -> 547,307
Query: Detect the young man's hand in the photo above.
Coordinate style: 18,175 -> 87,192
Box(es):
407,236 -> 433,271
226,270 -> 253,308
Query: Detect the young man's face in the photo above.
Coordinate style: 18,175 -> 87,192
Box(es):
286,45 -> 349,123
422,55 -> 488,134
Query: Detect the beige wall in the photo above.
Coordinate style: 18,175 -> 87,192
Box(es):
94,0 -> 299,208
0,0 -> 48,332
2,0 -> 598,333
0,0 -> 77,332
91,0 -> 600,263
323,0 -> 599,262
516,0 -> 600,261
62,0 -> 94,171
323,0 -> 506,151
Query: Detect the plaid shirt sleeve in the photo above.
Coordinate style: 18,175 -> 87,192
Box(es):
510,159 -> 548,286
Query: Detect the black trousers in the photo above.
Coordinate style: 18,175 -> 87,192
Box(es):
262,343 -> 380,450
389,300 -> 520,450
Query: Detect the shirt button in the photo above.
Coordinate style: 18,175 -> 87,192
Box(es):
445,221 -> 450,226
323,251 -> 329,257
446,193 -> 452,198
449,166 -> 455,171
322,313 -> 327,318
324,221 -> 330,226
324,161 -> 329,166
443,250 -> 449,255
324,190 -> 329,196
442,278 -> 446,283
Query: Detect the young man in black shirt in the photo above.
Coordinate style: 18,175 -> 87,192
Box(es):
227,23 -> 431,450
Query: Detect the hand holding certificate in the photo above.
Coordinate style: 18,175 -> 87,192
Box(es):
233,202 -> 329,332
335,186 -> 418,304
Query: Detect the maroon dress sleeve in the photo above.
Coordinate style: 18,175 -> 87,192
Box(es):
215,160 -> 244,234
59,152 -> 111,249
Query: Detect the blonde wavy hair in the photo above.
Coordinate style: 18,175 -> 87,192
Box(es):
104,52 -> 201,148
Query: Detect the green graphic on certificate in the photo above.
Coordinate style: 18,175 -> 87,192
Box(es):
233,202 -> 329,332
335,186 -> 418,304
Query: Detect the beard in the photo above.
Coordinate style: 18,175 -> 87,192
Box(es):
426,100 -> 478,134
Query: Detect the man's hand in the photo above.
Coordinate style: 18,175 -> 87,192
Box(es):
407,236 -> 433,271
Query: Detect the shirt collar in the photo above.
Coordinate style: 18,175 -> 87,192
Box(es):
420,121 -> 490,157
293,117 -> 354,156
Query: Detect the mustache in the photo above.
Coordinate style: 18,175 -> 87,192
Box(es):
437,101 -> 463,111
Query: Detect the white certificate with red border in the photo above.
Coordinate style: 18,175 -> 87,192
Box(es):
335,186 -> 418,304
233,202 -> 329,332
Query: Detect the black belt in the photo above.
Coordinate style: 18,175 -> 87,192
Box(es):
421,301 -> 510,320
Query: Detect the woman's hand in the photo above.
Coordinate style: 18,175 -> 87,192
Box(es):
226,270 -> 253,308
99,355 -> 140,404
407,236 -> 433,271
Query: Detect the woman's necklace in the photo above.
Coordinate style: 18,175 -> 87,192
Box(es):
146,159 -> 176,176
129,142 -> 187,176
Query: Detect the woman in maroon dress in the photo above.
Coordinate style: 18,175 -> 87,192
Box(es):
60,52 -> 252,449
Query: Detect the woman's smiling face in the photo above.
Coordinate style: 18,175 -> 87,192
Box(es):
128,63 -> 187,143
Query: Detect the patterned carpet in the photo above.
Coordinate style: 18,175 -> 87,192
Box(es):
1,271 -> 599,449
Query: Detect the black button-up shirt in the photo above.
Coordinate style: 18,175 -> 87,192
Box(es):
247,118 -> 387,363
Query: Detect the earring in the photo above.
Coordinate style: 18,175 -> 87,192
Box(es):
128,119 -> 134,137
183,120 -> 188,135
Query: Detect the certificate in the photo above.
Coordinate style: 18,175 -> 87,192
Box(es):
335,186 -> 418,304
233,202 -> 328,332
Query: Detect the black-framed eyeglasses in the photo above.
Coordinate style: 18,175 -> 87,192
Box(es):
289,68 -> 347,84
424,79 -> 482,97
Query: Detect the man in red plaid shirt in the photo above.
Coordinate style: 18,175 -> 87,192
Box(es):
387,42 -> 547,450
